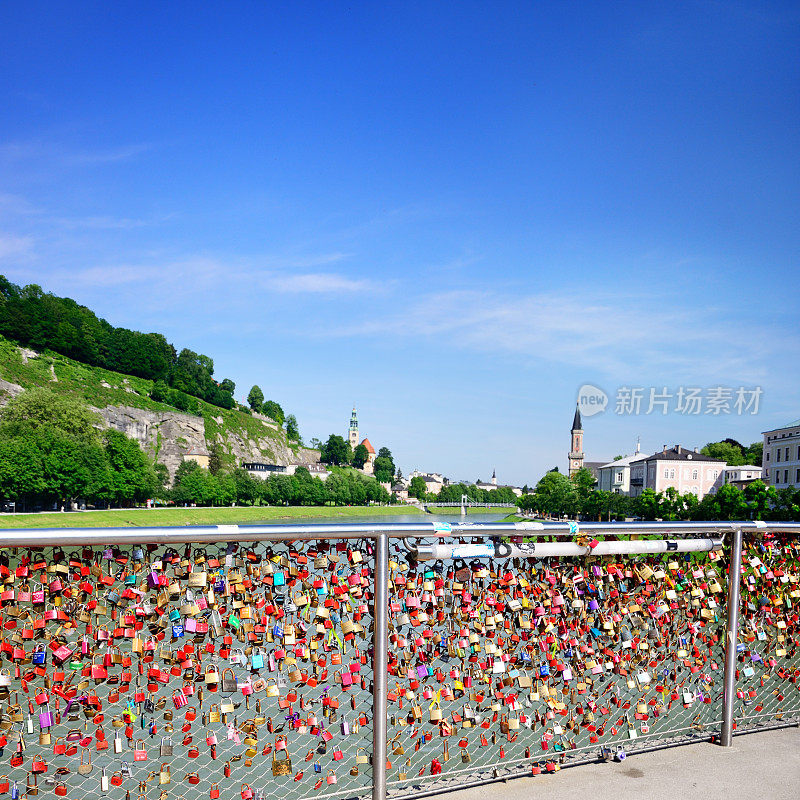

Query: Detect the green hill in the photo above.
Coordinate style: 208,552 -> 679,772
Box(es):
0,334 -> 319,478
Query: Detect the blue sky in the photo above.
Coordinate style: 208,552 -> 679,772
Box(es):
1,1 -> 798,486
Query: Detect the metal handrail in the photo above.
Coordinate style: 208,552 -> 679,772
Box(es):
0,519 -> 798,547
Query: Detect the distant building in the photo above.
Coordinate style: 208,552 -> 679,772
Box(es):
348,407 -> 359,449
597,449 -> 648,494
724,465 -> 763,490
474,470 -> 524,497
346,407 -> 378,476
307,464 -> 331,481
409,470 -> 446,494
392,483 -> 409,501
183,447 -> 210,469
359,437 -> 376,474
568,406 -> 584,477
242,462 -> 298,479
762,419 -> 800,489
633,445 -> 725,499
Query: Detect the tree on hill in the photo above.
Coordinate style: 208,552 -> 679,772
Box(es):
247,385 -> 264,412
1,386 -> 101,441
262,400 -> 284,425
374,447 -> 395,482
207,443 -> 224,475
285,414 -> 300,441
320,434 -> 352,466
352,443 -> 369,469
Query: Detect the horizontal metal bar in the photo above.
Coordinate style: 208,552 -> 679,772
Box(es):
0,520 -> 798,548
415,537 -> 723,560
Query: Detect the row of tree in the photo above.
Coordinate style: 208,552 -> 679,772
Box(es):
172,461 -> 391,507
0,277 -> 238,411
517,468 -> 800,521
408,479 -> 519,505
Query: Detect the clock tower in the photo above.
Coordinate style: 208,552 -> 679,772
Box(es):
348,407 -> 359,449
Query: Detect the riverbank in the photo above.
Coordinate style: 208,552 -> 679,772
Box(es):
0,504 -> 424,529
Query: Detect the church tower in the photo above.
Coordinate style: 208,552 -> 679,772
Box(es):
348,407 -> 359,449
568,404 -> 584,477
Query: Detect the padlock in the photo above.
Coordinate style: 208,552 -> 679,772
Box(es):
134,739 -> 148,762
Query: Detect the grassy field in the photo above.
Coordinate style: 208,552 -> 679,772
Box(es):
0,504 -> 423,529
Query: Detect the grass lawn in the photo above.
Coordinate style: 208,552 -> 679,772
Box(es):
0,504 -> 423,529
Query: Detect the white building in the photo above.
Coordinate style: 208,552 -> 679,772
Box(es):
597,453 -> 648,494
635,445 -> 725,499
762,419 -> 800,489
242,462 -> 297,479
724,465 -> 763,490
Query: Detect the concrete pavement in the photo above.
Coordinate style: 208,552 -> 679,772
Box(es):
426,727 -> 800,800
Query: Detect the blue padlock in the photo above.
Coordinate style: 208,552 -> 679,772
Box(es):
539,664 -> 550,677
273,571 -> 285,587
251,649 -> 264,670
32,646 -> 46,666
172,623 -> 184,638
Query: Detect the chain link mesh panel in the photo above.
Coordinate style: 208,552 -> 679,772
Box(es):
383,533 -> 798,795
733,532 -> 800,733
0,539 -> 376,800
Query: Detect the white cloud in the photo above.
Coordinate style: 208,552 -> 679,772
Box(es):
0,233 -> 34,260
54,215 -> 152,230
64,255 -> 375,299
264,272 -> 372,293
334,289 -> 792,383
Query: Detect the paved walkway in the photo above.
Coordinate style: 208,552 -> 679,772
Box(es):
436,727 -> 800,800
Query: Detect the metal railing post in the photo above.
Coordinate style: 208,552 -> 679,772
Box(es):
720,527 -> 743,746
372,532 -> 389,800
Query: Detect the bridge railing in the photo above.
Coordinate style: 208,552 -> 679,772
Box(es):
0,521 -> 797,800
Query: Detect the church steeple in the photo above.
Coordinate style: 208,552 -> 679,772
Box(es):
348,406 -> 359,449
568,404 -> 584,477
